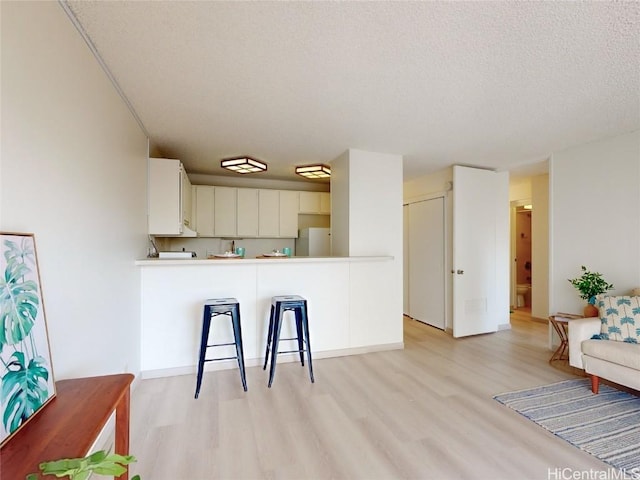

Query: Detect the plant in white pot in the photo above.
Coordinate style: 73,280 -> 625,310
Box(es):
568,266 -> 614,317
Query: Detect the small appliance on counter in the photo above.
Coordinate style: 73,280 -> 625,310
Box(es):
158,251 -> 196,259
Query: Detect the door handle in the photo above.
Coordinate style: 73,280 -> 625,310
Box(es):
457,269 -> 464,275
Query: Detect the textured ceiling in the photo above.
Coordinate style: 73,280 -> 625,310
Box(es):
65,1 -> 639,182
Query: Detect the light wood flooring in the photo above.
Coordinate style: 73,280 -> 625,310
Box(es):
128,316 -> 610,480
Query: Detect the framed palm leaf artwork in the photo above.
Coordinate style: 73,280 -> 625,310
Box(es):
0,233 -> 55,446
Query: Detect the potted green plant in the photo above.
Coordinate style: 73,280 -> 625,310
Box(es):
26,449 -> 140,480
568,266 -> 614,317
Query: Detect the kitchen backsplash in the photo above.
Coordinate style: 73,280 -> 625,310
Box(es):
158,237 -> 296,259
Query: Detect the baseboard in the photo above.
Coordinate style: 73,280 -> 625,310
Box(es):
141,342 -> 405,379
530,316 -> 548,324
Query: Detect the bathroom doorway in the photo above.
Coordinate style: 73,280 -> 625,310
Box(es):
510,201 -> 532,312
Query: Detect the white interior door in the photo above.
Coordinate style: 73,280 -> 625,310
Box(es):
408,197 -> 446,329
453,166 -> 509,337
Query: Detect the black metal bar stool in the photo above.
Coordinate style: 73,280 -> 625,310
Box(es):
195,297 -> 247,398
263,295 -> 314,388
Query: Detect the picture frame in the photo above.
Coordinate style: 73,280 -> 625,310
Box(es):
0,232 -> 56,447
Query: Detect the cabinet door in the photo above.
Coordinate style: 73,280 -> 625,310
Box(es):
181,168 -> 193,228
319,192 -> 331,214
214,187 -> 237,236
299,191 -> 320,213
237,188 -> 259,237
258,189 -> 279,237
148,158 -> 181,235
194,186 -> 215,237
279,190 -> 299,238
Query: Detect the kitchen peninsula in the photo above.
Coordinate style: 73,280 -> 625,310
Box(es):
136,255 -> 402,378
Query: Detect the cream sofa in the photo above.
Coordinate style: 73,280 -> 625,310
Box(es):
569,315 -> 640,394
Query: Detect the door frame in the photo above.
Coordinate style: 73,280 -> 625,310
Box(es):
510,198 -> 532,310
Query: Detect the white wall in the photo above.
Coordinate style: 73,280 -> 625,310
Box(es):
550,130 -> 640,314
509,177 -> 532,202
1,2 -> 148,378
404,167 -> 452,201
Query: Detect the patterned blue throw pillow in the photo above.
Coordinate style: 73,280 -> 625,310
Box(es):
596,295 -> 640,343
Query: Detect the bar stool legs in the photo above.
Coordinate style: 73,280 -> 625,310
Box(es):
263,295 -> 314,388
195,298 -> 247,398
262,304 -> 275,371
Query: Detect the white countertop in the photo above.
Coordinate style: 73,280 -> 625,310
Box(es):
136,255 -> 393,266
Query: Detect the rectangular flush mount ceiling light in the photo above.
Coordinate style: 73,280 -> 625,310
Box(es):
295,164 -> 331,179
221,156 -> 267,174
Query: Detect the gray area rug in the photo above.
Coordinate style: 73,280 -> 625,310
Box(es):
494,378 -> 640,472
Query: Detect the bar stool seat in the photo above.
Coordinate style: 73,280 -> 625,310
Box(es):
195,297 -> 247,398
263,295 -> 314,387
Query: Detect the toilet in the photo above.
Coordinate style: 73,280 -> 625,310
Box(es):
516,284 -> 531,308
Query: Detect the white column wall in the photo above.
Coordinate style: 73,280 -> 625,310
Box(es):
346,149 -> 403,257
332,149 -> 404,345
329,151 -> 350,257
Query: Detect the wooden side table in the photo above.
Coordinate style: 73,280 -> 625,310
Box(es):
548,313 -> 583,362
0,373 -> 134,480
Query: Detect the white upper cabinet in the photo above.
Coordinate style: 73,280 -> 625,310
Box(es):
150,161 -> 317,239
214,187 -> 237,236
188,186 -> 325,238
194,185 -> 215,237
148,158 -> 191,235
182,169 -> 193,228
319,192 -> 331,214
258,189 -> 280,237
279,190 -> 299,237
237,188 -> 259,237
299,191 -> 331,214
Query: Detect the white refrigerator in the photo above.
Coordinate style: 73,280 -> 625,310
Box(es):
296,228 -> 331,256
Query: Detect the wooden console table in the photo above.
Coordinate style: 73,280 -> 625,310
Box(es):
0,373 -> 134,480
